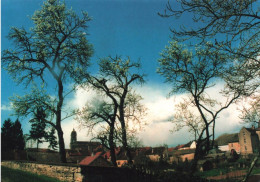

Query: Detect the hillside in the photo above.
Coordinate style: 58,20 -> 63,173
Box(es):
215,133 -> 239,146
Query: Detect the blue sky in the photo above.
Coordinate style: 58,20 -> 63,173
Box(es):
1,0 -> 245,148
1,0 -> 173,118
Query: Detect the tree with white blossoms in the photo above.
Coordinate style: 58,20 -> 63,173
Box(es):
157,41 -> 241,172
171,99 -> 204,141
77,56 -> 146,165
159,0 -> 260,96
2,0 -> 93,162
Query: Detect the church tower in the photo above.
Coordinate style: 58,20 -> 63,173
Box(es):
70,128 -> 77,149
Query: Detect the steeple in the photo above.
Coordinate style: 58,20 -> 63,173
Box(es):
70,128 -> 77,145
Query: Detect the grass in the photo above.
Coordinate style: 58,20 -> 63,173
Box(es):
195,167 -> 230,178
1,166 -> 62,182
250,167 -> 260,175
196,165 -> 260,179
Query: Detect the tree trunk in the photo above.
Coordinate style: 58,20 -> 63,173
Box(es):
109,124 -> 117,167
56,79 -> 67,163
191,128 -> 206,174
57,124 -> 67,163
118,89 -> 133,165
205,123 -> 210,152
37,139 -> 39,151
212,120 -> 216,148
120,119 -> 133,164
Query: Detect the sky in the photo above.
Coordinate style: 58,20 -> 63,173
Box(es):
1,0 -> 247,149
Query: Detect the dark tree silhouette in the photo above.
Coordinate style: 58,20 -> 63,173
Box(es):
2,118 -> 25,151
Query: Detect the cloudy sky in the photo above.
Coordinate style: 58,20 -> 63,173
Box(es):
1,0 -> 246,149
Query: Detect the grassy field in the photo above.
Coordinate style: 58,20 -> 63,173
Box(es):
1,166 -> 62,182
196,166 -> 260,178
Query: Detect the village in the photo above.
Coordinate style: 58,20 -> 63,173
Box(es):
1,0 -> 259,181
17,122 -> 260,170
2,121 -> 260,181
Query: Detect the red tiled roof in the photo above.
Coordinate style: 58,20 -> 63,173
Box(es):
168,147 -> 175,152
173,144 -> 185,150
79,152 -> 103,166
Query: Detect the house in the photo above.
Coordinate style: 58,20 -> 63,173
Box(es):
228,142 -> 240,154
65,149 -> 91,163
215,133 -> 239,153
171,148 -> 196,163
116,149 -> 136,167
190,141 -> 196,149
239,126 -> 259,155
147,147 -> 165,162
79,152 -> 111,167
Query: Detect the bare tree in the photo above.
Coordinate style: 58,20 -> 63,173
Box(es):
77,56 -> 146,165
2,0 -> 93,162
240,93 -> 260,126
159,0 -> 260,96
157,41 -> 241,172
171,99 -> 204,141
77,98 -> 118,166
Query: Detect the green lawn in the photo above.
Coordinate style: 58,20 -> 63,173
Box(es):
1,166 -> 62,182
196,166 -> 260,178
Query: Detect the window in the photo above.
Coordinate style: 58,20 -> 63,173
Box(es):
245,146 -> 247,151
244,138 -> 246,143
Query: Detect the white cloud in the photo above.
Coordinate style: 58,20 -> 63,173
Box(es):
58,81 -> 245,149
1,104 -> 12,111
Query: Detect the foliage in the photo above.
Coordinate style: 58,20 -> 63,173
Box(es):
158,41 -> 241,173
1,166 -> 62,182
159,0 -> 260,95
170,99 -> 204,140
77,56 -> 146,165
158,41 -> 240,148
46,128 -> 59,150
1,118 -> 25,151
29,107 -> 47,148
77,97 -> 118,166
2,0 -> 93,162
2,0 -> 93,86
240,93 -> 260,125
28,107 -> 58,150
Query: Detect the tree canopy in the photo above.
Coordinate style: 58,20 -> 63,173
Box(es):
160,0 -> 259,95
158,41 -> 241,172
2,0 -> 93,163
77,56 -> 146,165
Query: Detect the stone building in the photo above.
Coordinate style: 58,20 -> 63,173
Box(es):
70,129 -> 100,152
238,126 -> 259,155
228,142 -> 240,154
